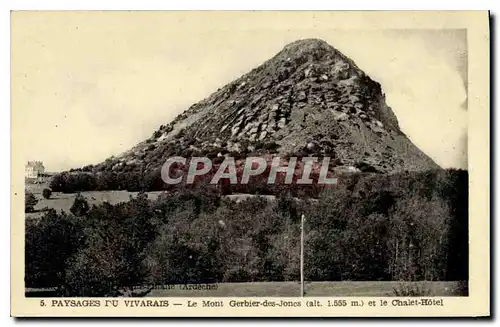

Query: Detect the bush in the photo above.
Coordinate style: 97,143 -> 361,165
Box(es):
264,142 -> 280,151
70,194 -> 90,217
42,188 -> 52,199
25,192 -> 38,213
392,282 -> 433,297
152,129 -> 162,139
81,165 -> 94,172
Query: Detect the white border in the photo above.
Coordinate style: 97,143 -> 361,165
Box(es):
3,1 -> 497,326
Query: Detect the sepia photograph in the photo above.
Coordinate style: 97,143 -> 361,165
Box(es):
10,10 -> 490,317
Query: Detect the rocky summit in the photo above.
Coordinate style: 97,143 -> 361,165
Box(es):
94,38 -> 440,175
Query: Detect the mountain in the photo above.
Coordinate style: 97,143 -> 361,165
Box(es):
93,38 -> 440,175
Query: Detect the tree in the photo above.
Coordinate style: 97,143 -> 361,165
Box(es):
70,194 -> 90,217
42,188 -> 52,199
49,172 -> 69,192
25,209 -> 83,288
63,228 -> 131,297
24,168 -> 468,293
25,192 -> 38,213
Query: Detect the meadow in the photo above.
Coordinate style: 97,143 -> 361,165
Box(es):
145,281 -> 463,297
26,281 -> 463,297
26,181 -> 277,219
26,181 -> 164,219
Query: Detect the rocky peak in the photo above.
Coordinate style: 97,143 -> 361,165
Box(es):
97,39 -> 439,174
279,38 -> 334,59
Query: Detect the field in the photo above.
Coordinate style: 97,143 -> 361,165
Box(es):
26,281 -> 465,297
25,181 -> 166,218
147,281 -> 464,297
25,181 -> 278,219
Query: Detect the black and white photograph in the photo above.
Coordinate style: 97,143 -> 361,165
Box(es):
10,10 -> 490,317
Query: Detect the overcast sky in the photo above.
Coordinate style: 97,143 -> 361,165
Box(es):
12,12 -> 467,171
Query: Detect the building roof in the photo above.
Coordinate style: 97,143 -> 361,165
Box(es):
25,161 -> 44,169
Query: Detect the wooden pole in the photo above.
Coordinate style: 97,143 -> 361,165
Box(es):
300,214 -> 305,297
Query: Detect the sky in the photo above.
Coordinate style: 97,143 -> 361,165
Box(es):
12,12 -> 468,172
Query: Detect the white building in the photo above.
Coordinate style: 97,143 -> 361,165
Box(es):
25,161 -> 45,179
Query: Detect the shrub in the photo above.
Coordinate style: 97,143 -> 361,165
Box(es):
152,129 -> 162,139
254,141 -> 265,150
81,165 -> 94,172
42,188 -> 52,199
70,194 -> 90,217
25,192 -> 38,213
455,280 -> 469,296
392,282 -> 433,297
264,142 -> 280,151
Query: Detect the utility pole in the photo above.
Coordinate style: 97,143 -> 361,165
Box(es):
300,214 -> 305,297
